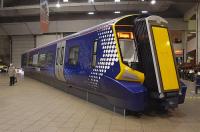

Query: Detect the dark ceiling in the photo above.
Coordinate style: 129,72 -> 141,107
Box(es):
2,0 -> 197,7
0,0 -> 197,23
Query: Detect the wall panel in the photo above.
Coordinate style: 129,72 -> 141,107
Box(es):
12,36 -> 34,67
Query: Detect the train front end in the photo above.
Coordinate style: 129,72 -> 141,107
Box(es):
113,15 -> 187,111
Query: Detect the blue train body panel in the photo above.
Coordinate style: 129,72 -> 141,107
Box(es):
21,14 -> 187,112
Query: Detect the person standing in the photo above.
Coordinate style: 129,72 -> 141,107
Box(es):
8,64 -> 16,86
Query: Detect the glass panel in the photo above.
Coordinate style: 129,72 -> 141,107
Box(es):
22,54 -> 27,66
56,48 -> 60,65
38,53 -> 46,67
28,55 -> 33,66
119,39 -> 138,63
93,41 -> 97,53
69,47 -> 79,65
92,40 -> 98,68
47,53 -> 53,66
92,55 -> 96,68
32,54 -> 38,66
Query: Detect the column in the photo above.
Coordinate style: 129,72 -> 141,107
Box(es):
197,2 -> 200,64
182,31 -> 187,63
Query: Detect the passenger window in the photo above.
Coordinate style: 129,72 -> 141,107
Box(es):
28,55 -> 33,66
38,53 -> 47,67
69,46 -> 79,65
32,54 -> 39,66
22,54 -> 27,67
92,40 -> 98,68
47,53 -> 53,66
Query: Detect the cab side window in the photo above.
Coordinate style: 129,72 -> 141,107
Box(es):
69,46 -> 79,65
91,40 -> 98,68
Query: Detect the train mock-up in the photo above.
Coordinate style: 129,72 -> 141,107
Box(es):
22,14 -> 187,113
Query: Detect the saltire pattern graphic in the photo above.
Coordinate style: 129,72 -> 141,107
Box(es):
88,25 -> 119,89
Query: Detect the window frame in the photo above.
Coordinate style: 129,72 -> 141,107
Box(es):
68,46 -> 80,66
46,52 -> 54,66
56,48 -> 60,65
91,40 -> 98,68
28,54 -> 33,66
38,53 -> 47,67
118,38 -> 139,63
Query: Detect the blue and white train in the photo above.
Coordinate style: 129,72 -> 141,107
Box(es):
22,14 -> 187,113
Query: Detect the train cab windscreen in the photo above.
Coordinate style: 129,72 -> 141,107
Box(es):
117,32 -> 139,69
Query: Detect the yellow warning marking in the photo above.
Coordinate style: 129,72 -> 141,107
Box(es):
152,26 -> 179,91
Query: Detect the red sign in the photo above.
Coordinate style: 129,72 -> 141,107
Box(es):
40,0 -> 49,33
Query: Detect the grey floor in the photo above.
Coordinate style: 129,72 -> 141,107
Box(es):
0,73 -> 200,132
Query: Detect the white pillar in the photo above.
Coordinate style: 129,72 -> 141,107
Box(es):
182,31 -> 187,63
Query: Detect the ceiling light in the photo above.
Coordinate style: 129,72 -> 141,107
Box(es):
88,0 -> 94,3
114,11 -> 121,14
56,2 -> 61,8
115,0 -> 120,2
88,12 -> 94,15
141,10 -> 148,14
141,0 -> 145,1
150,0 -> 156,5
63,0 -> 68,2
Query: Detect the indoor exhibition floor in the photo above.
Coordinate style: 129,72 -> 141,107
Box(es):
0,73 -> 200,132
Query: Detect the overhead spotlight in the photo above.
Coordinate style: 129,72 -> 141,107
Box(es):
88,12 -> 94,15
114,11 -> 121,14
56,2 -> 61,8
63,0 -> 68,2
150,0 -> 156,5
141,0 -> 145,1
115,0 -> 120,2
141,10 -> 148,14
88,0 -> 94,3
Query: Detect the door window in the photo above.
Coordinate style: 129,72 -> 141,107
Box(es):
60,47 -> 64,65
56,48 -> 60,65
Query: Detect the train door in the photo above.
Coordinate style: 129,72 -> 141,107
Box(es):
55,41 -> 66,82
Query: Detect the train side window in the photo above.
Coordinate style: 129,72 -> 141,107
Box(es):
28,55 -> 33,66
60,47 -> 64,65
69,46 -> 79,65
32,54 -> 39,66
38,53 -> 47,67
22,54 -> 27,67
92,40 -> 98,68
47,52 -> 53,66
